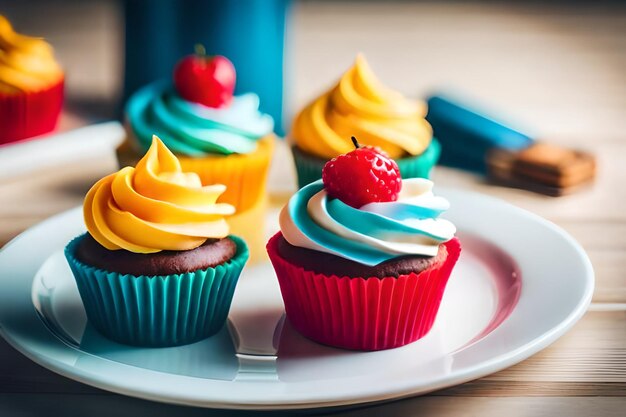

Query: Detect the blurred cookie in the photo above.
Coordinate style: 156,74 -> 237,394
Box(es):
487,143 -> 596,196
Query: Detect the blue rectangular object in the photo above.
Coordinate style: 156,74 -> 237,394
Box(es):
426,94 -> 534,173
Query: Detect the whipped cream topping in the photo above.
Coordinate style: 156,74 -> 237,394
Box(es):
280,178 -> 456,266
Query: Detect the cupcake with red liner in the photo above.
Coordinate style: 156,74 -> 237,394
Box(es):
0,15 -> 64,145
267,137 -> 460,351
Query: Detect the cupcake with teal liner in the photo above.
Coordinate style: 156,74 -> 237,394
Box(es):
267,138 -> 460,351
66,136 -> 249,347
118,47 -> 275,213
290,54 -> 440,188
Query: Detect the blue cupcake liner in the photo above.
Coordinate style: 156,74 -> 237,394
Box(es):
291,138 -> 441,189
65,234 -> 249,347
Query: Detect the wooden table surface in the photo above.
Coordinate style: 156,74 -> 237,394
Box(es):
0,2 -> 625,416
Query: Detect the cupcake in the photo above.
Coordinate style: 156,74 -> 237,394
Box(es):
118,47 -> 275,213
0,15 -> 64,145
290,54 -> 440,188
66,136 -> 249,347
267,138 -> 460,350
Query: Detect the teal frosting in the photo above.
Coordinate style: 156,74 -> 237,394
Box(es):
125,81 -> 274,156
287,180 -> 453,266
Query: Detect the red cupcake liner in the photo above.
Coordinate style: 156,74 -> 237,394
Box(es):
0,79 -> 64,145
266,233 -> 461,351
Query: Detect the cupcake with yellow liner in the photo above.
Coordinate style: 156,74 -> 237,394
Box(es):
290,54 -> 440,188
118,48 -> 274,261
0,15 -> 64,144
65,136 -> 249,347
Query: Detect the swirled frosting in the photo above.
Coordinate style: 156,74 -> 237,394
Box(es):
280,178 -> 455,265
0,15 -> 63,93
84,136 -> 236,253
291,54 -> 432,160
126,81 -> 274,156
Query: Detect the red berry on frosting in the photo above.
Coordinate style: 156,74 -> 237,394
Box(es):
173,44 -> 236,108
322,136 -> 402,208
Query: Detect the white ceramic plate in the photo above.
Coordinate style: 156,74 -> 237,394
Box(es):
0,189 -> 593,410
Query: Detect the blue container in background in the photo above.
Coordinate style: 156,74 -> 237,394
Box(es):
124,0 -> 290,135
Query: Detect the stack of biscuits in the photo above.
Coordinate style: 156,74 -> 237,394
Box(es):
487,142 -> 596,196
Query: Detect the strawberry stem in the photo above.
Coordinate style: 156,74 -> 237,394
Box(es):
194,43 -> 206,57
351,136 -> 360,149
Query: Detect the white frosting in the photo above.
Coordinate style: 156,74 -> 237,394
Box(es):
280,178 -> 456,261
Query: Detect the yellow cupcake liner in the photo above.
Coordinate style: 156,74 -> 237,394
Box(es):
178,135 -> 275,212
227,195 -> 269,265
117,131 -> 275,212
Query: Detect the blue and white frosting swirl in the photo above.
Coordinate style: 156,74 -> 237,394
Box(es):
280,178 -> 456,266
126,81 -> 274,156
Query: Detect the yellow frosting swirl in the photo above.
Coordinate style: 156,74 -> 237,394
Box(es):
84,136 -> 236,253
0,15 -> 63,93
292,54 -> 432,159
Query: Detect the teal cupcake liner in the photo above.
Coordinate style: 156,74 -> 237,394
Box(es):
291,138 -> 441,189
397,137 -> 441,180
290,145 -> 327,190
64,234 -> 249,347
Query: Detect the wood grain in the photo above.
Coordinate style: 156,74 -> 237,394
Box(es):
1,394 -> 621,417
345,397 -> 626,417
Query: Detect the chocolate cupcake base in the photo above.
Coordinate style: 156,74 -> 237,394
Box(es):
277,235 -> 447,278
76,234 -> 237,276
